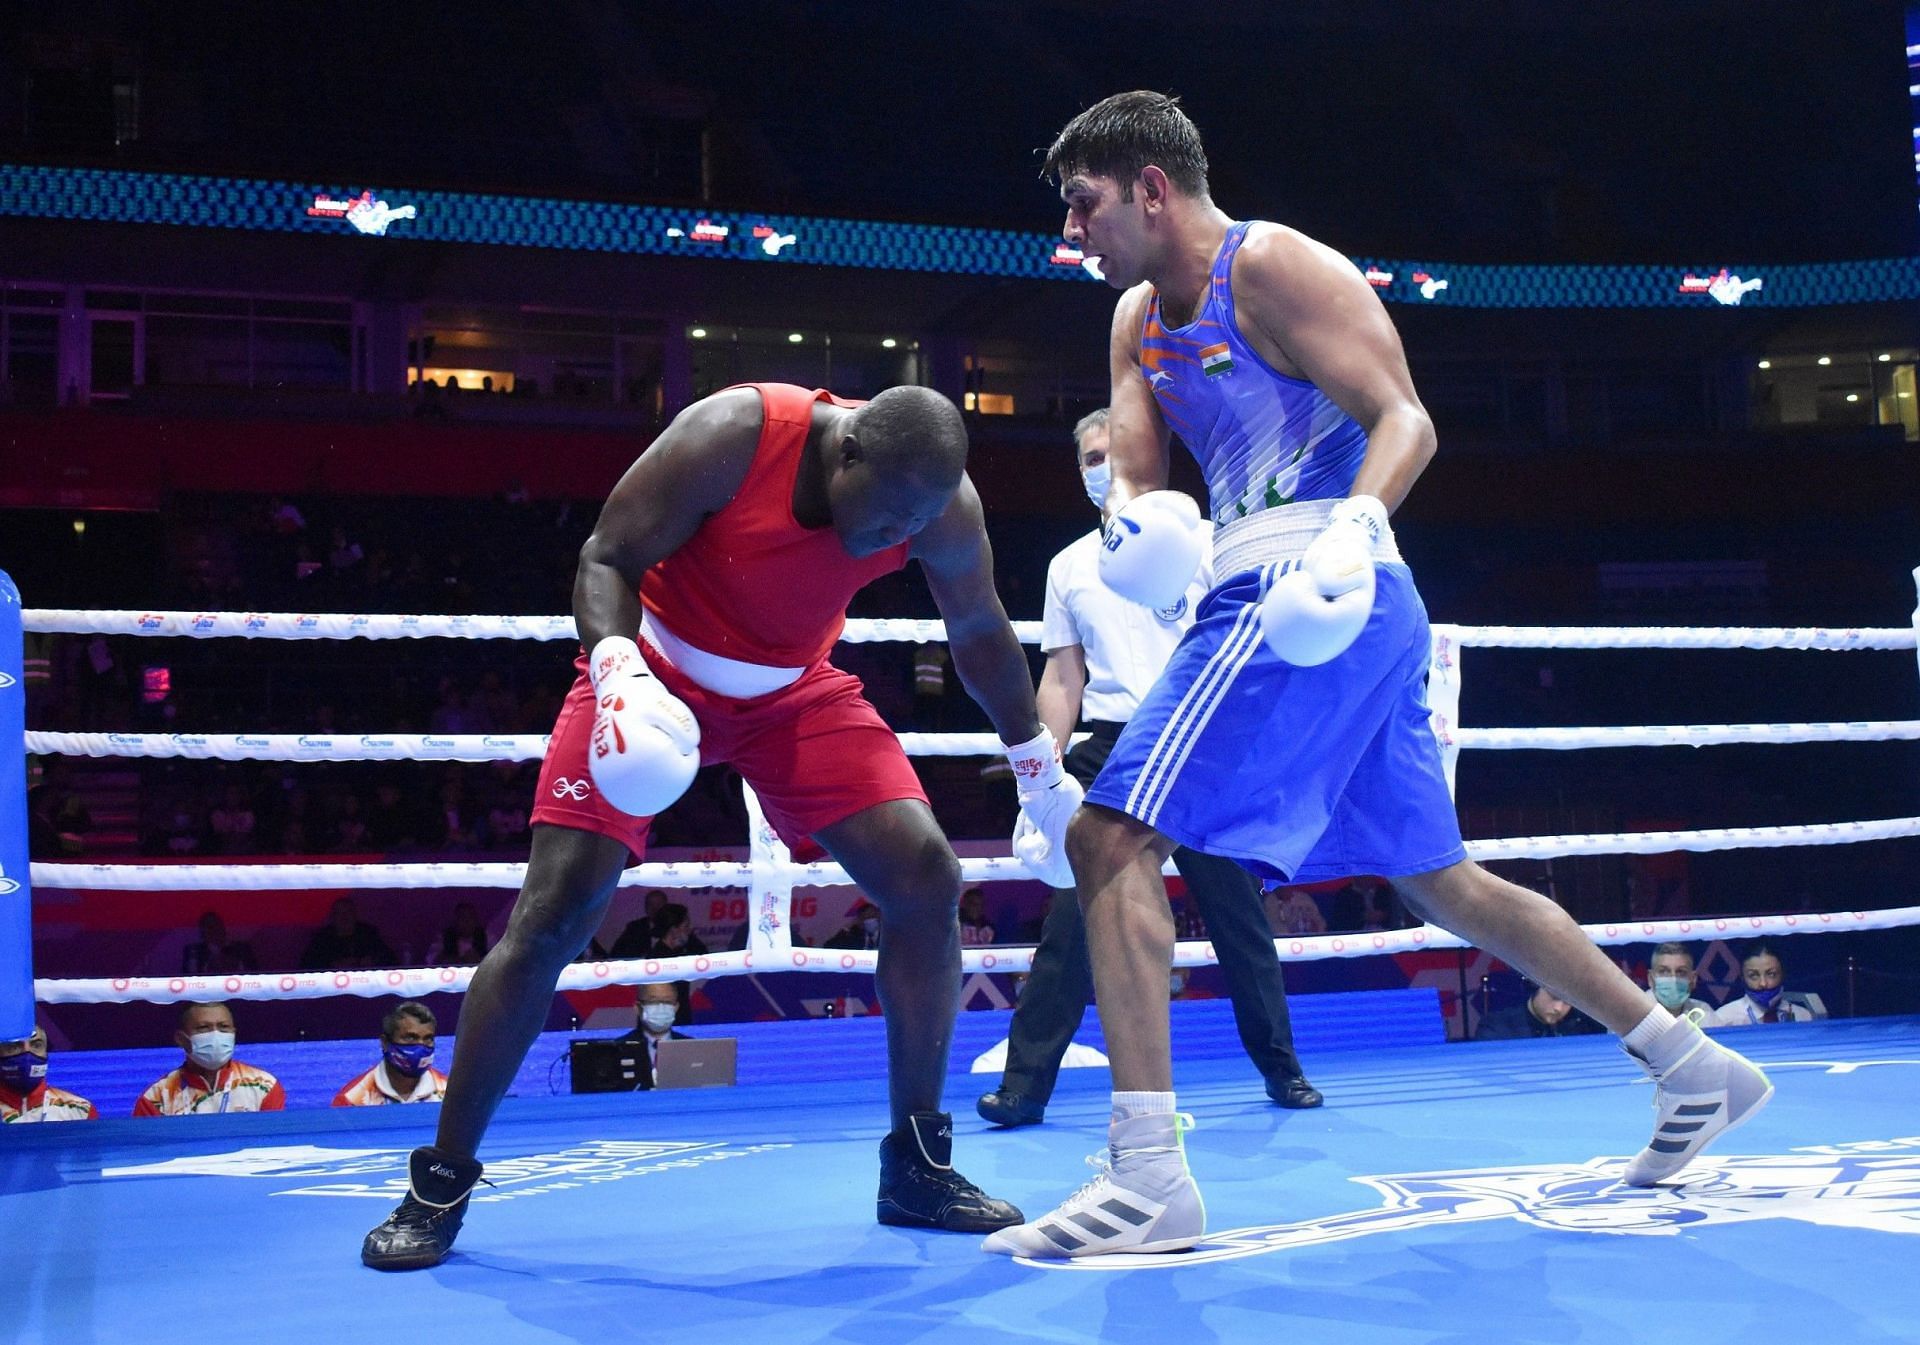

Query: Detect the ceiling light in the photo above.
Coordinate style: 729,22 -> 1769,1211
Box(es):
690,327 -> 708,339
1817,356 -> 1832,366
1756,360 -> 1771,370
1879,353 -> 1892,362
881,338 -> 898,349
787,332 -> 804,344
1846,393 -> 1860,402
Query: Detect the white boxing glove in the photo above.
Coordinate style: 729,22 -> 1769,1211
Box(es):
1258,495 -> 1386,667
585,636 -> 701,817
1097,490 -> 1206,611
1005,726 -> 1084,889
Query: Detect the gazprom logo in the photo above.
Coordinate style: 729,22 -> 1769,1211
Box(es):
0,875 -> 18,896
0,671 -> 15,690
359,736 -> 397,750
296,736 -> 334,750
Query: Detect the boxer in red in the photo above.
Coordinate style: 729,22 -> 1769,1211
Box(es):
363,382 -> 1082,1269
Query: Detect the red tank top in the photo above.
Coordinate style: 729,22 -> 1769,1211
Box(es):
639,383 -> 910,667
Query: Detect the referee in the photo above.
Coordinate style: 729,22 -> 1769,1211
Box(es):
978,409 -> 1322,1127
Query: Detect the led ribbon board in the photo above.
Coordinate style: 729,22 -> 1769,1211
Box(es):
3,164 -> 1916,309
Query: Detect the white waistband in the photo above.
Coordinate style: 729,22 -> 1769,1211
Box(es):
639,611 -> 806,698
1212,497 -> 1403,582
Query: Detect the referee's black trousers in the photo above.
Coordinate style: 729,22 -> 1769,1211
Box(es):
999,720 -> 1306,1104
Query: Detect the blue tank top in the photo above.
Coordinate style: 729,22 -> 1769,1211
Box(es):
1142,221 -> 1370,524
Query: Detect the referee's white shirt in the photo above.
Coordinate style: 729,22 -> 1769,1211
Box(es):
1041,530 -> 1215,724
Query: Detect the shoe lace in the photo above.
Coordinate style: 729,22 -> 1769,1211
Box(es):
1067,1112 -> 1197,1206
400,1174 -> 492,1218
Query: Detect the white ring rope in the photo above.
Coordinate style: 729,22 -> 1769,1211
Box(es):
32,904 -> 1920,1005
30,721 -> 1920,762
1437,624 -> 1916,652
21,609 -> 1918,652
31,815 -> 1920,895
20,592 -> 1920,1007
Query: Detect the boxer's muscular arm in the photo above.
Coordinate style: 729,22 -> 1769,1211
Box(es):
1233,228 -> 1436,511
1103,285 -> 1174,512
574,388 -> 761,651
911,475 -> 1043,745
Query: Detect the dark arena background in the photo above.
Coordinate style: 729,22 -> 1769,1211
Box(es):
2,4 -> 1918,1342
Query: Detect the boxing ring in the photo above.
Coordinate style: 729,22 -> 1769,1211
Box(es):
4,578 -> 1920,1343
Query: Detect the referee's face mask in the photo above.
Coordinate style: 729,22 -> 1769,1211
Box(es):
1079,430 -> 1111,509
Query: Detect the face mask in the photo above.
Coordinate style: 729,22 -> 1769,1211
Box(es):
641,1004 -> 679,1033
1747,985 -> 1784,1010
385,1043 -> 435,1075
0,1053 -> 47,1095
1082,460 -> 1112,509
1652,975 -> 1692,1010
187,1030 -> 235,1071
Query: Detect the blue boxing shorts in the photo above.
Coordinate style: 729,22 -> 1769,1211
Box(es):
1085,561 -> 1467,883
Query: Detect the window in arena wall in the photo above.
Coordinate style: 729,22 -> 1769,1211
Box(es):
686,326 -> 917,403
413,305 -> 664,405
1751,349 -> 1907,438
1,285 -> 61,406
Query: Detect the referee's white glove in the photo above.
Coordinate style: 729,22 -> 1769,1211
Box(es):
1258,495 -> 1385,667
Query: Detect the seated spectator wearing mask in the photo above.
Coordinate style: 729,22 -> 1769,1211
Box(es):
1646,942 -> 1713,1019
134,1002 -> 286,1115
1474,982 -> 1603,1040
1,1027 -> 98,1123
334,1002 -> 449,1106
622,982 -> 692,1078
1708,943 -> 1828,1026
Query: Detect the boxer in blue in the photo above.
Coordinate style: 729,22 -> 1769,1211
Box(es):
987,92 -> 1773,1258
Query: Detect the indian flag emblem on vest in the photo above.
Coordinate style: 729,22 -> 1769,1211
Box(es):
1199,342 -> 1234,377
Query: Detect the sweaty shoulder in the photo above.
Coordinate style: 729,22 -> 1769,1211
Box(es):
646,385 -> 766,512
1232,224 -> 1371,322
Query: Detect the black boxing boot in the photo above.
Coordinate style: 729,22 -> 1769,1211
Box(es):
877,1111 -> 1023,1233
361,1146 -> 484,1270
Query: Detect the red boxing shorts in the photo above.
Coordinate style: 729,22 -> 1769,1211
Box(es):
531,646 -> 928,861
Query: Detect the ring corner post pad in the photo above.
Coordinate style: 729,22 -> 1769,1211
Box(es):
0,570 -> 36,1041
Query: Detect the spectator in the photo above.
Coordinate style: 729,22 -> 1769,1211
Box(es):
1475,982 -> 1603,1040
327,526 -> 365,578
1708,943 -> 1828,1026
608,890 -> 671,959
1269,886 -> 1327,936
134,1002 -> 285,1115
181,911 -> 259,976
208,783 -> 259,855
366,780 -> 421,850
332,793 -> 372,851
621,982 -> 692,1079
648,902 -> 707,960
333,1002 -> 448,1106
162,801 -> 207,857
1645,942 -> 1713,1017
1,1026 -> 98,1123
824,898 -> 881,951
438,902 -> 489,965
959,887 -> 995,947
301,897 -> 397,970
